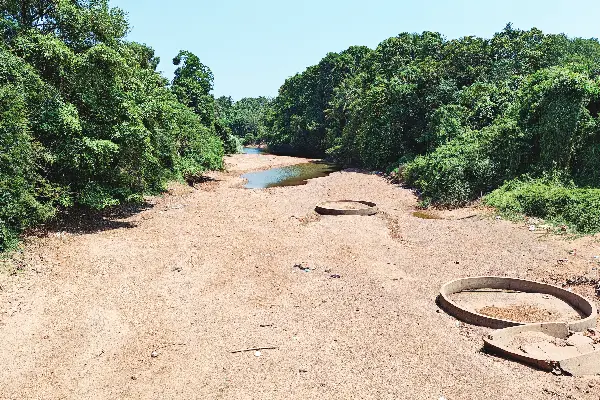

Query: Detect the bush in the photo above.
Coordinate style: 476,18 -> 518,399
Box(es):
214,120 -> 242,154
485,177 -> 600,234
0,85 -> 54,251
403,118 -> 527,206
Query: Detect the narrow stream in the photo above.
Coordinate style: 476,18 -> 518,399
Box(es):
242,146 -> 266,154
242,161 -> 341,189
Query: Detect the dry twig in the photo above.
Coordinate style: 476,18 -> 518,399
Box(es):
230,346 -> 278,354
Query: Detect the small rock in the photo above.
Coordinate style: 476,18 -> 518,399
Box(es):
294,263 -> 311,272
151,351 -> 158,358
254,351 -> 262,357
529,225 -> 536,231
330,274 -> 341,279
551,367 -> 563,376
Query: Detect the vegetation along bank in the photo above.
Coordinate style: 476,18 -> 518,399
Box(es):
259,25 -> 600,234
2,1 -> 600,252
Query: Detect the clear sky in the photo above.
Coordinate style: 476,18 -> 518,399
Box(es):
110,0 -> 599,100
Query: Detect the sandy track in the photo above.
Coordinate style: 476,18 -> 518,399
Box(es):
1,153 -> 599,399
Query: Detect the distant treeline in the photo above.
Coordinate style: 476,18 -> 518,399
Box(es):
0,1 -> 231,251
261,25 -> 600,233
215,96 -> 272,146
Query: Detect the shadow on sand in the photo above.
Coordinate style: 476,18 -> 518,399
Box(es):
31,202 -> 154,236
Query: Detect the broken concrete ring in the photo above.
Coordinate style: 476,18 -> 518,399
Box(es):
438,276 -> 597,331
483,322 -> 600,376
315,200 -> 378,216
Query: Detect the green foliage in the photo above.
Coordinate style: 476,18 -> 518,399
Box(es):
404,130 -> 492,206
268,46 -> 372,157
485,177 -> 600,234
216,96 -> 272,145
0,84 -> 54,250
514,66 -> 599,172
403,65 -> 599,207
404,116 -> 528,203
214,119 -> 242,154
0,1 -> 224,251
172,50 -> 215,126
263,25 -> 600,232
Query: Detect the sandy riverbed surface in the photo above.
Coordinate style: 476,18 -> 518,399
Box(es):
1,152 -> 599,399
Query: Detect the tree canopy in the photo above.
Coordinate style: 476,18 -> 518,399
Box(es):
262,25 -> 600,232
0,0 -> 225,250
216,96 -> 272,145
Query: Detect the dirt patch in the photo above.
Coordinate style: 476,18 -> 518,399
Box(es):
295,211 -> 322,226
479,304 -> 557,323
450,290 -> 584,324
1,152 -> 600,399
224,153 -> 315,173
379,212 -> 403,241
413,211 -> 442,220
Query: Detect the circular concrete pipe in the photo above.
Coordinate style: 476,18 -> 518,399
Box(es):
438,276 -> 597,331
315,200 -> 378,216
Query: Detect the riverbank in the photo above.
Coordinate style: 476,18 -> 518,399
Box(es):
1,153 -> 599,399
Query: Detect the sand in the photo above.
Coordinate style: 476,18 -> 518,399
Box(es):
449,290 -> 584,323
1,152 -> 599,399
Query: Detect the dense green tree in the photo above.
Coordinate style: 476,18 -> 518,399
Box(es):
268,46 -> 372,157
215,95 -> 234,121
0,1 -> 223,251
171,50 -> 215,127
214,95 -> 273,149
229,97 -> 271,143
262,25 -> 600,232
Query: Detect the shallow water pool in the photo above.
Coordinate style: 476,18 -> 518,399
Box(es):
242,162 -> 341,189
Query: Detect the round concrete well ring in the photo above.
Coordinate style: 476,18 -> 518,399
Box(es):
438,276 -> 597,331
315,200 -> 378,216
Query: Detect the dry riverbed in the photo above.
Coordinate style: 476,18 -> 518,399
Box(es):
1,152 -> 600,399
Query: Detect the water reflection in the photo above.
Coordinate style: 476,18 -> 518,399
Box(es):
242,162 -> 341,189
242,147 -> 266,155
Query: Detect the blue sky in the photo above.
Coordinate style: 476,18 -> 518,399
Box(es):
110,0 -> 599,100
